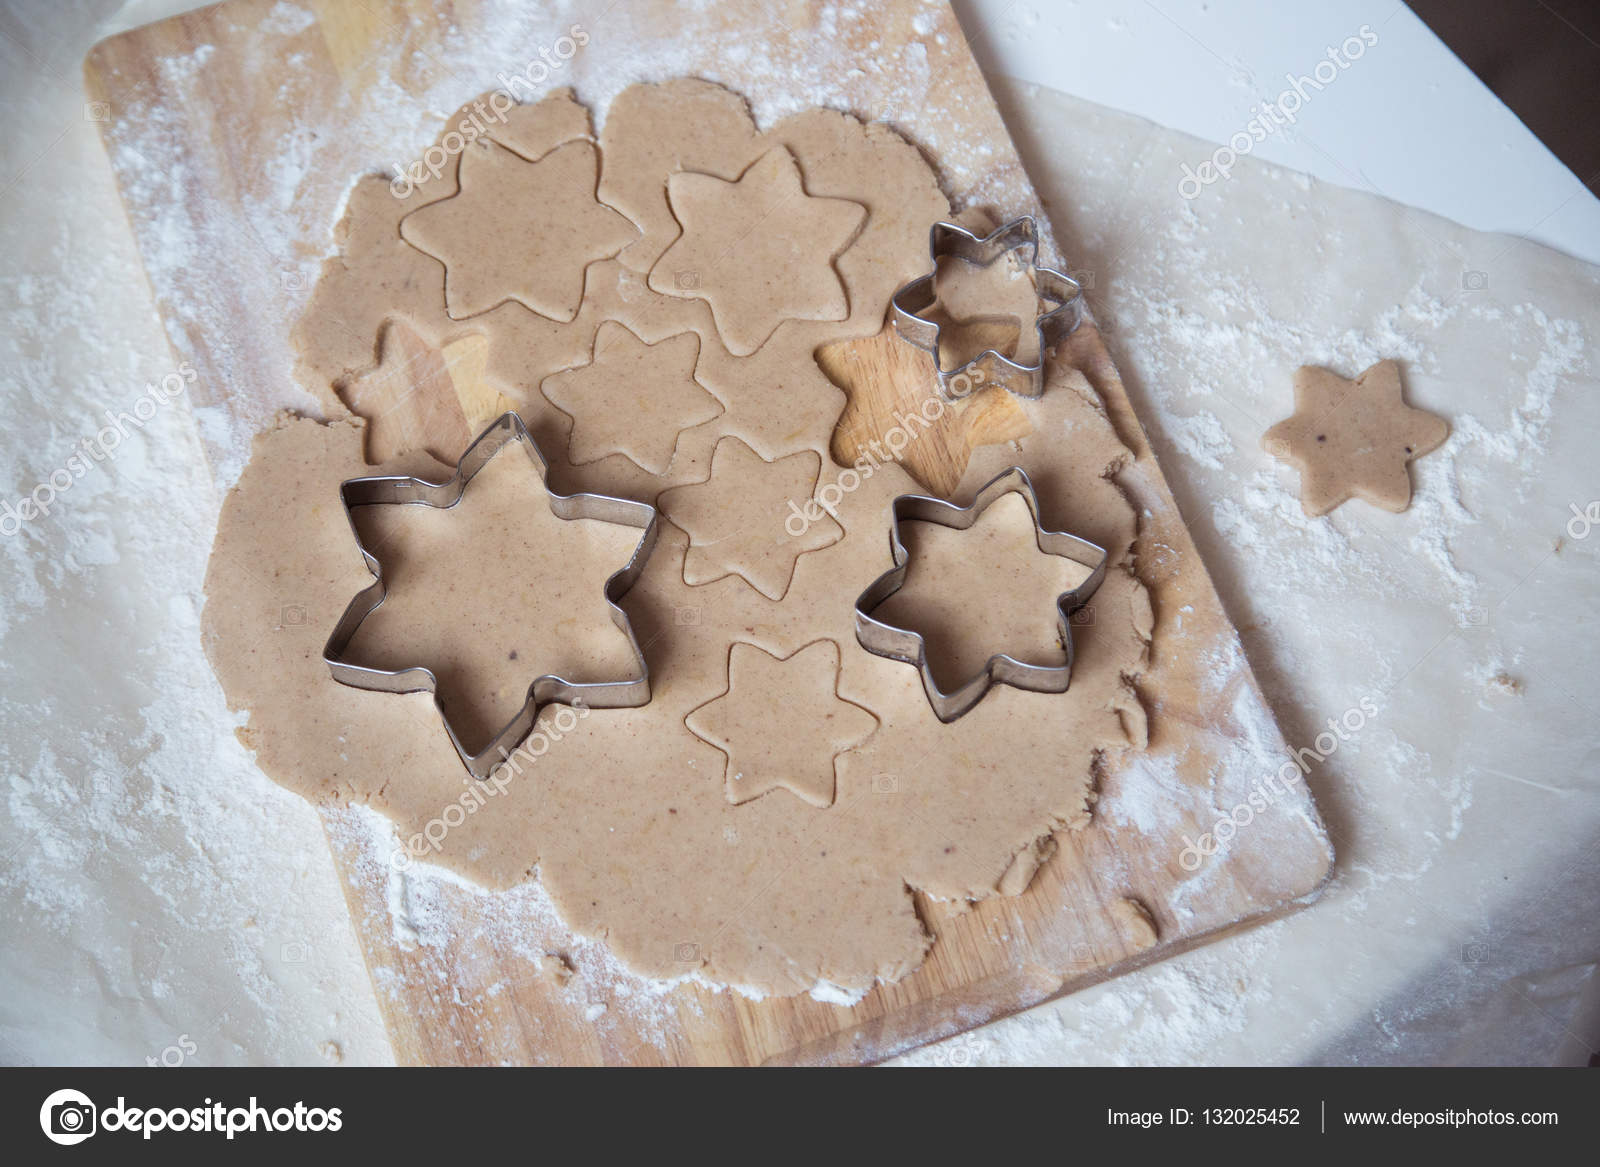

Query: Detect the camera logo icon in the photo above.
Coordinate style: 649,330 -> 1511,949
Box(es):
40,1088 -> 97,1145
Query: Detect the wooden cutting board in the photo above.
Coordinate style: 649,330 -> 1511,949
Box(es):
85,0 -> 1333,1065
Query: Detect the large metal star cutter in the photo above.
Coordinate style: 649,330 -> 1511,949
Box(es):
322,412 -> 659,779
853,466 -> 1108,723
890,216 -> 1084,402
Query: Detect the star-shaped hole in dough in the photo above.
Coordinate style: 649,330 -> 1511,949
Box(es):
337,319 -> 480,464
541,321 -> 724,475
686,640 -> 877,807
400,138 -> 637,322
1263,359 -> 1449,516
657,437 -> 843,600
818,319 -> 1033,497
647,146 -> 866,356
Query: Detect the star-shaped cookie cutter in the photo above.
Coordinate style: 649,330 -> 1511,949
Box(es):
853,466 -> 1107,723
890,216 -> 1084,402
322,411 -> 660,779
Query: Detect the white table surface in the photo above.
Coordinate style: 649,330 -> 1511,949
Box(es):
1,0 -> 1595,1066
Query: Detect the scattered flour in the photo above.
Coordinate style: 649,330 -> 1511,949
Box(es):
1165,408 -> 1234,470
324,804 -> 700,1058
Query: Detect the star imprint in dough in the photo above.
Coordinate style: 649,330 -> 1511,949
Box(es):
648,146 -> 866,356
400,138 -> 637,322
686,640 -> 877,807
1262,359 -> 1449,516
541,321 -> 724,475
657,436 -> 843,600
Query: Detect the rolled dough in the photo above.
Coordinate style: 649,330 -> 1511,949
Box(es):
202,81 -> 1151,997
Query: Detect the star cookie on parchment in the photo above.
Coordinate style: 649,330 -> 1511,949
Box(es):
657,437 -> 842,600
686,640 -> 877,807
1263,360 -> 1448,516
401,139 -> 637,322
541,321 -> 723,475
647,146 -> 866,356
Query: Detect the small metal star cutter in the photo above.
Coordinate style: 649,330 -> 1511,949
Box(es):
890,216 -> 1084,401
853,466 -> 1107,722
322,412 -> 659,778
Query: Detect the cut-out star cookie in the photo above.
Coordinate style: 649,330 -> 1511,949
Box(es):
541,321 -> 724,474
401,138 -> 637,322
657,436 -> 843,600
686,640 -> 877,807
647,146 -> 866,355
1263,360 -> 1449,516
